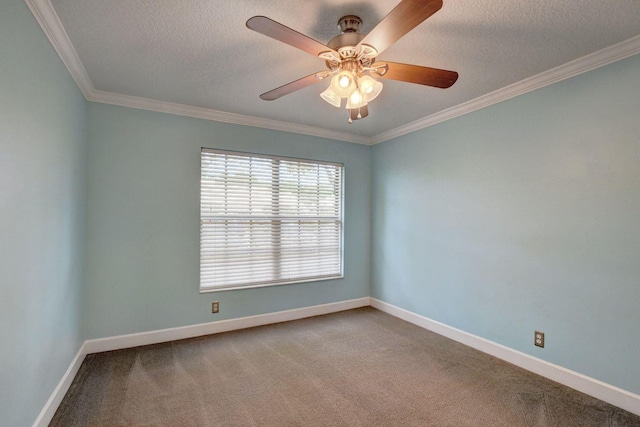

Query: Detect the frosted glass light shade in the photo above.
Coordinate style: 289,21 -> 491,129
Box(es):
358,75 -> 383,102
345,89 -> 368,109
331,71 -> 356,98
320,86 -> 342,108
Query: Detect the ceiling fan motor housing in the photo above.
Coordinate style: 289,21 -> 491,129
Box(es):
328,15 -> 366,51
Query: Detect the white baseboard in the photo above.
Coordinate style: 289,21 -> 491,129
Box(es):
83,297 -> 370,354
32,343 -> 88,427
370,298 -> 640,417
35,296 -> 639,426
33,297 -> 369,427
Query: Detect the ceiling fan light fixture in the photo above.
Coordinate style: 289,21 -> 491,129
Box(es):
248,1 -> 458,123
331,71 -> 356,97
320,86 -> 342,108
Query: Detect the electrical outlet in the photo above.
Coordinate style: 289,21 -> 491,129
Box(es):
535,331 -> 544,348
212,301 -> 219,313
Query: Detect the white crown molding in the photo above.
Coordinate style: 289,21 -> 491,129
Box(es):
24,0 -> 94,97
24,0 -> 369,145
370,298 -> 640,417
370,35 -> 640,144
87,89 -> 371,145
26,0 -> 640,146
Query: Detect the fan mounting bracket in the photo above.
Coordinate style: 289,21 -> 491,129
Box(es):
338,15 -> 362,33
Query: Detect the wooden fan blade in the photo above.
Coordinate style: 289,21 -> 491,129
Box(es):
374,61 -> 458,88
247,16 -> 339,58
349,105 -> 369,121
260,72 -> 323,101
358,0 -> 442,55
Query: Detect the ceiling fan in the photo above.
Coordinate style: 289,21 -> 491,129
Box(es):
246,0 -> 458,123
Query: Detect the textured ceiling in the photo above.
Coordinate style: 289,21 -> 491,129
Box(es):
47,0 -> 640,140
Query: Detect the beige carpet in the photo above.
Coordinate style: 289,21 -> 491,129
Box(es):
50,307 -> 640,426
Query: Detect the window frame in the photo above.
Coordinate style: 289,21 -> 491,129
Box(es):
199,148 -> 344,293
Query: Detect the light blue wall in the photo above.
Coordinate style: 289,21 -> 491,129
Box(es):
371,54 -> 640,394
82,103 -> 371,339
0,1 -> 87,426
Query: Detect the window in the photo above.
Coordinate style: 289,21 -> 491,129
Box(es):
200,148 -> 343,291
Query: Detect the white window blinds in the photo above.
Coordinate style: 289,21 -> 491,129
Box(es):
200,149 -> 343,291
